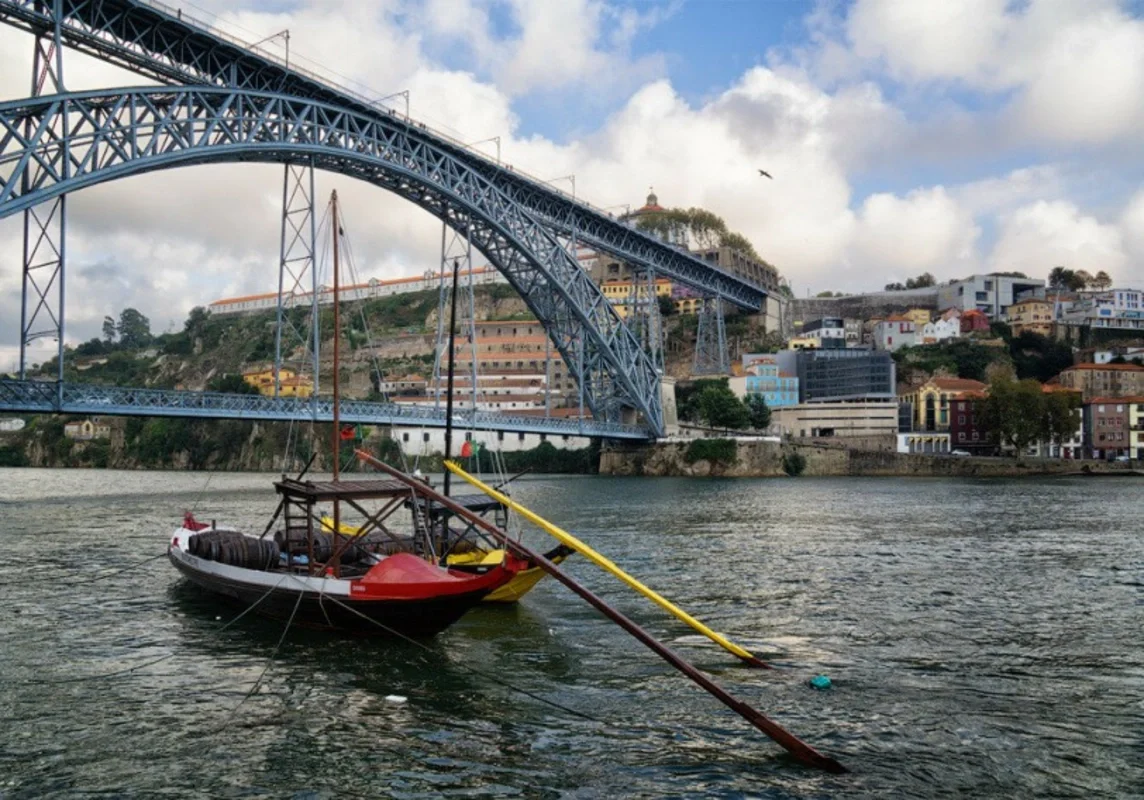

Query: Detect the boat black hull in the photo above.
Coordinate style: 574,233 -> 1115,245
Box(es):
169,553 -> 489,637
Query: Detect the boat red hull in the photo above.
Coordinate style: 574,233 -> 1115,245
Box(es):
168,545 -> 516,637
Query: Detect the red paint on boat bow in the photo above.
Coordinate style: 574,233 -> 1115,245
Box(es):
350,552 -> 524,600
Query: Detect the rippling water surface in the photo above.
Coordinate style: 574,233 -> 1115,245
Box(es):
1,468 -> 1142,798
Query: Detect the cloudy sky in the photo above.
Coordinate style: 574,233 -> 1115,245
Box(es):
3,0 -> 1144,369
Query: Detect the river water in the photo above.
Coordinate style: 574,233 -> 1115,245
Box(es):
0,468 -> 1141,798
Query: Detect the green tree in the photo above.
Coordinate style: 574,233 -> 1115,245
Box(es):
746,395 -> 772,430
208,373 -> 260,394
116,308 -> 152,349
983,377 -> 1045,454
101,315 -> 117,343
1043,390 -> 1081,447
657,294 -> 676,317
695,384 -> 750,429
1092,270 -> 1113,291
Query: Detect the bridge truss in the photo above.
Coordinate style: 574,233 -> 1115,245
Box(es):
0,0 -> 767,438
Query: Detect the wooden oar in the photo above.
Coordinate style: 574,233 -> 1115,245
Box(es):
355,449 -> 847,774
445,459 -> 770,668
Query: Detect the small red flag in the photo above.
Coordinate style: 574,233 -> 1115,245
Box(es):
339,425 -> 355,441
460,440 -> 473,457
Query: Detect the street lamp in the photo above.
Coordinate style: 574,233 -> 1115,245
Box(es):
249,29 -> 290,68
545,174 -> 576,199
375,89 -> 410,120
466,136 -> 501,163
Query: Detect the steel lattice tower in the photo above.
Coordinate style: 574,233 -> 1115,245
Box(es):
432,223 -> 479,412
274,160 -> 320,397
18,11 -> 66,391
692,296 -> 729,376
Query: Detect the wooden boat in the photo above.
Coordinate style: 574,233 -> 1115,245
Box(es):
167,189 -> 524,636
168,480 -> 525,636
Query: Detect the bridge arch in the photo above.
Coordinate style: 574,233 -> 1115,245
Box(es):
0,86 -> 663,431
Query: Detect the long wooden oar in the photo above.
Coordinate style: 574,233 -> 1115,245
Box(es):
445,459 -> 771,669
355,450 -> 847,774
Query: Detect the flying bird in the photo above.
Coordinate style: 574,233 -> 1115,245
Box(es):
758,169 -> 773,179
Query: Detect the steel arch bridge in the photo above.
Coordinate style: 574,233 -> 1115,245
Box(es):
0,0 -> 767,439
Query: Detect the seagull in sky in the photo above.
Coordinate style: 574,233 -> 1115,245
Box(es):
758,168 -> 773,179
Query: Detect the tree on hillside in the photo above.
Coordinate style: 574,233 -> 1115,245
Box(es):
746,395 -> 772,430
982,376 -> 1045,454
1009,331 -> 1074,382
1043,391 -> 1082,447
695,384 -> 750,429
1048,266 -> 1089,292
102,315 -> 117,343
657,294 -> 676,317
634,206 -> 764,262
885,272 -> 935,291
1074,269 -> 1094,290
1091,270 -> 1113,291
208,373 -> 260,395
116,308 -> 152,349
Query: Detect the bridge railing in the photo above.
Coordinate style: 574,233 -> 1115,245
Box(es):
0,379 -> 650,439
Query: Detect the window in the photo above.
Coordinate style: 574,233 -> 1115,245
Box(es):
518,432 -> 525,441
497,431 -> 504,441
958,415 -> 966,425
465,431 -> 472,441
402,432 -> 409,443
423,433 -> 430,443
959,432 -> 966,441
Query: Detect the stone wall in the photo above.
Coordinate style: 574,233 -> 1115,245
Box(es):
600,438 -> 1137,478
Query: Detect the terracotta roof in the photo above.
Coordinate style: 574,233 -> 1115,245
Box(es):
1086,396 -> 1140,404
1064,363 -> 1144,372
929,377 -> 988,392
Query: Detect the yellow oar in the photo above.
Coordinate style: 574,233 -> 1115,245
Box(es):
444,460 -> 770,668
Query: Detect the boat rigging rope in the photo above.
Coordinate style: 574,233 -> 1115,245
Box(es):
213,588 -> 305,729
0,551 -> 168,588
33,574 -> 291,685
283,573 -> 601,724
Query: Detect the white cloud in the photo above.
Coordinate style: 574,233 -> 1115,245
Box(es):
5,0 -> 1144,360
988,200 -> 1128,278
807,0 -> 1144,150
852,187 -> 980,276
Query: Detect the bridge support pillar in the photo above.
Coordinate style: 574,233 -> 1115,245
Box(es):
693,296 -> 729,376
19,10 -> 67,390
274,160 -> 319,397
432,222 -> 478,413
659,375 -> 679,438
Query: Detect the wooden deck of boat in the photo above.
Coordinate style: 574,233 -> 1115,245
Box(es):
275,477 -> 416,501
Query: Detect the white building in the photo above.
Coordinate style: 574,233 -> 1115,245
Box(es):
936,273 -> 1045,319
799,317 -> 847,348
390,426 -> 590,456
873,317 -> 917,352
921,315 -> 960,344
209,266 -> 508,316
1058,288 -> 1144,333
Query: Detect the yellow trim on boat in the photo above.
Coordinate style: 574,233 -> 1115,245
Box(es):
319,515 -> 366,536
444,460 -> 763,664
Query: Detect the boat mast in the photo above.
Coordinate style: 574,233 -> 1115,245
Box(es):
442,257 -> 461,498
330,189 -> 342,577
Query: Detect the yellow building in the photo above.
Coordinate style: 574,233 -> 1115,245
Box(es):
900,377 -> 987,432
788,336 -> 818,350
903,308 -> 932,327
1129,396 -> 1144,459
601,278 -> 674,319
243,367 -> 314,398
1005,298 -> 1054,336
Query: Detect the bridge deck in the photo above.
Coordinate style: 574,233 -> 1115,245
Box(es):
0,380 -> 651,440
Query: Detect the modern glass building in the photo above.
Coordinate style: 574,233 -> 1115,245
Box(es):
741,355 -> 799,407
776,348 -> 896,403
